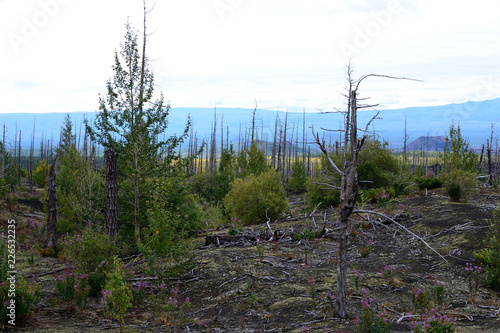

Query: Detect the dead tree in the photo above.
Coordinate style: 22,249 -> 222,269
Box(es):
312,66 -> 420,318
46,159 -> 57,250
105,149 -> 119,243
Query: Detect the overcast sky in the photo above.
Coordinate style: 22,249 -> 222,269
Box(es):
1,0 -> 499,114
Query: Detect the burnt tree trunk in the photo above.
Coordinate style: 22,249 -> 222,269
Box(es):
106,149 -> 119,243
46,159 -> 57,250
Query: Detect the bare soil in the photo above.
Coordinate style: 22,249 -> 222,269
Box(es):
2,187 -> 500,332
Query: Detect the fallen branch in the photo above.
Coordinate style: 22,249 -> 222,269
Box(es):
354,210 -> 448,263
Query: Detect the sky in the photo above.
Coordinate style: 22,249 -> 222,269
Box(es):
1,0 -> 500,114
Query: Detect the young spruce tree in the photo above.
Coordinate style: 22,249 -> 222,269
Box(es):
86,10 -> 190,246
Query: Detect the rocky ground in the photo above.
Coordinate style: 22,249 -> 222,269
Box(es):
2,187 -> 500,332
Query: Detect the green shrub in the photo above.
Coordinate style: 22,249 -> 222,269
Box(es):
201,203 -> 226,230
140,176 -> 200,279
305,174 -> 340,210
5,192 -> 18,211
0,243 -> 40,324
33,159 -> 49,188
246,142 -> 269,176
359,187 -> 395,204
64,228 -> 118,296
102,256 -> 133,331
54,262 -> 90,308
446,182 -> 461,201
444,170 -> 476,202
224,169 -> 288,225
289,159 -> 307,194
357,139 -> 400,190
355,289 -> 391,333
0,275 -> 41,325
191,171 -> 232,204
416,172 -> 443,190
475,208 -> 500,289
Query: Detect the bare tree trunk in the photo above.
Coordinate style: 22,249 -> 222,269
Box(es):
46,159 -> 57,250
312,68 -> 417,318
403,116 -> 408,164
17,130 -> 21,183
251,101 -> 257,144
272,113 -> 278,170
105,149 -> 119,243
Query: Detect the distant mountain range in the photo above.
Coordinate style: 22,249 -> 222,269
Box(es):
1,98 -> 499,151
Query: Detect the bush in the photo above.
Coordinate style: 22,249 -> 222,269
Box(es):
33,159 -> 49,188
64,228 -> 118,296
0,243 -> 41,324
446,182 -> 461,202
54,262 -> 90,308
0,275 -> 41,325
359,187 -> 395,204
102,256 -> 133,331
416,172 -> 443,190
475,208 -> 500,289
444,170 -> 476,202
305,174 -> 340,210
357,139 -> 400,190
289,159 -> 307,194
140,176 -> 200,279
5,192 -> 18,211
355,289 -> 391,333
224,169 -> 288,225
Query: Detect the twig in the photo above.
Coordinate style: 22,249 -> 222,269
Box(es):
354,210 -> 448,263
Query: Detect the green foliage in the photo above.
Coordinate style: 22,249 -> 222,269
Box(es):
444,170 -> 476,202
246,142 -> 268,176
5,192 -> 18,211
140,176 -> 200,279
228,217 -> 242,235
411,311 -> 455,333
442,122 -> 477,174
445,182 -> 461,201
85,20 -> 192,248
355,289 -> 391,333
310,138 -> 398,209
441,122 -> 477,201
359,187 -> 395,204
150,280 -> 191,328
292,229 -> 319,242
224,169 -> 288,225
289,159 -> 307,194
102,256 -> 133,331
56,144 -> 105,233
202,203 -> 226,230
305,174 -> 340,209
0,243 -> 41,324
0,275 -> 41,325
475,208 -> 500,289
416,172 -> 443,190
33,158 -> 49,188
64,228 -> 118,296
54,262 -> 90,308
357,139 -> 400,190
0,142 -> 18,196
55,114 -> 76,159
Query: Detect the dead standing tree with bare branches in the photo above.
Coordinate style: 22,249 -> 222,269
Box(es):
312,66 -> 421,318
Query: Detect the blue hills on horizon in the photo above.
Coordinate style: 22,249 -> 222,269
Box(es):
1,98 -> 499,151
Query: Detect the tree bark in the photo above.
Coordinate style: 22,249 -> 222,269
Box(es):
106,149 -> 119,243
46,160 -> 57,249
